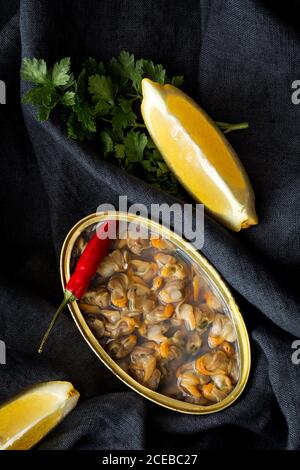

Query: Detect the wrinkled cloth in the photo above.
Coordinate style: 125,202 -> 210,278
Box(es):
0,0 -> 300,450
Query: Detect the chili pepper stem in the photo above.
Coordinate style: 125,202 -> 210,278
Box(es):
38,290 -> 76,354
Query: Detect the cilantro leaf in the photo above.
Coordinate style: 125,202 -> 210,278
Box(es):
37,106 -> 51,121
124,131 -> 148,162
83,57 -> 106,76
111,98 -> 136,131
52,58 -> 71,87
73,101 -> 96,133
61,91 -> 75,106
118,51 -> 135,76
67,111 -> 94,140
21,58 -> 48,85
115,143 -> 126,159
22,86 -> 54,107
76,68 -> 87,100
143,60 -> 166,84
117,51 -> 143,92
67,113 -> 79,139
94,99 -> 112,116
171,75 -> 184,87
88,75 -> 114,104
107,57 -> 128,89
100,130 -> 114,156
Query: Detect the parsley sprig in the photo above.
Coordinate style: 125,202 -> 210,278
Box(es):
21,52 -> 248,196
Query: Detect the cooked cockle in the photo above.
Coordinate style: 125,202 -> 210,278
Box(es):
105,316 -> 136,339
157,357 -> 177,380
204,290 -> 222,311
203,375 -> 233,402
202,383 -> 229,402
158,279 -> 186,304
129,260 -> 158,282
208,313 -> 237,348
185,331 -> 203,355
219,341 -> 235,357
146,368 -> 161,390
171,330 -> 185,348
142,341 -> 160,353
175,361 -> 194,376
195,351 -> 229,376
160,262 -> 187,280
130,344 -> 157,383
127,283 -> 150,310
170,315 -> 184,328
80,287 -> 111,308
176,363 -> 210,385
125,308 -> 143,319
139,323 -> 169,343
151,276 -> 163,291
73,236 -> 87,258
108,273 -> 129,308
127,284 -> 156,314
194,304 -> 215,330
77,236 -> 87,253
192,274 -> 201,301
228,354 -> 239,384
144,305 -> 174,325
100,309 -> 121,324
177,370 -> 210,399
212,374 -> 232,391
106,334 -> 137,359
79,303 -> 101,315
97,249 -> 127,278
151,237 -> 174,252
111,238 -> 128,250
159,340 -> 182,361
154,253 -> 177,267
116,357 -> 130,373
86,317 -> 105,339
157,331 -> 185,362
127,232 -> 150,254
175,303 -> 196,330
144,299 -> 158,315
128,274 -> 148,287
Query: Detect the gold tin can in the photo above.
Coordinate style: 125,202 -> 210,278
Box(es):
60,212 -> 251,414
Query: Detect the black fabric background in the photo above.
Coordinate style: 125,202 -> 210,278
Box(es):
0,0 -> 300,450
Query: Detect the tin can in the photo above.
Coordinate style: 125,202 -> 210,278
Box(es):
61,212 -> 250,414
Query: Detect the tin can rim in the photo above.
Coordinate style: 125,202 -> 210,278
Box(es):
60,212 -> 251,414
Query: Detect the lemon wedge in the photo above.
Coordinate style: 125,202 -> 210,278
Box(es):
141,78 -> 258,231
0,381 -> 79,450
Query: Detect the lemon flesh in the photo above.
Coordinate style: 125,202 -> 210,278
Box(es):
141,79 -> 258,231
0,381 -> 79,450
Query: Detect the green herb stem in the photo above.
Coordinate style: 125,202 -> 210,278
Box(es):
216,121 -> 249,134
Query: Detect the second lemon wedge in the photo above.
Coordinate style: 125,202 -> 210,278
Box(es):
141,78 -> 258,231
0,381 -> 79,450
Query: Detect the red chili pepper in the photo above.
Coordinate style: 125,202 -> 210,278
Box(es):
38,220 -> 116,353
